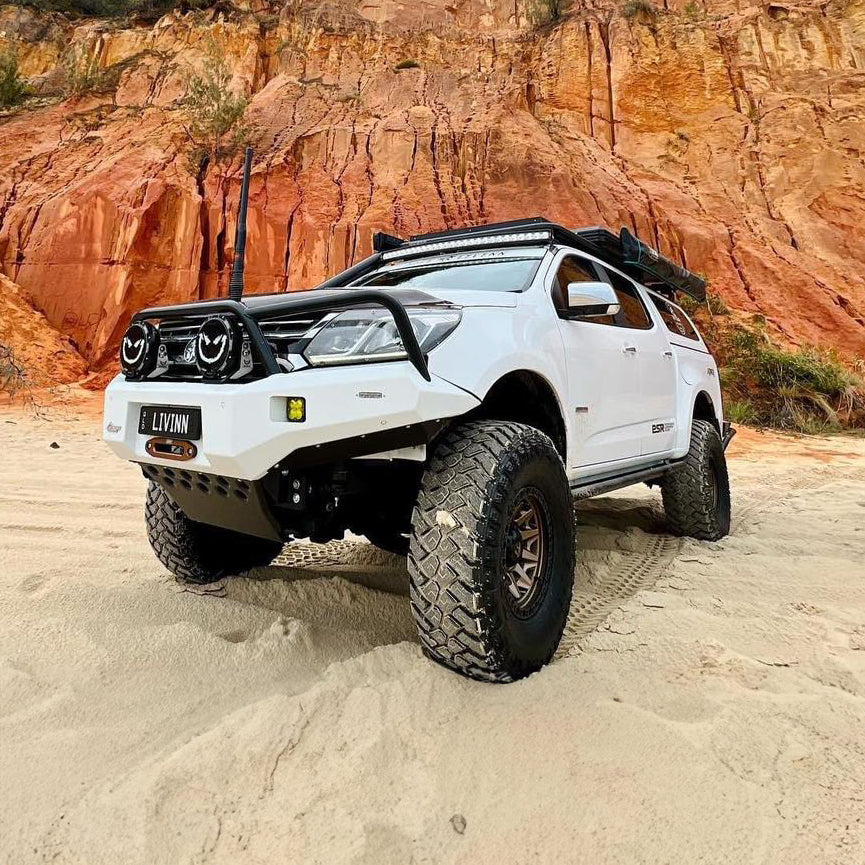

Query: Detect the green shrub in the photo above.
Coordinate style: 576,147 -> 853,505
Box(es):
723,397 -> 758,426
7,0 -> 195,19
179,53 -> 249,169
527,0 -> 570,26
622,0 -> 656,19
706,291 -> 730,316
0,49 -> 28,109
681,289 -> 729,317
683,1 -> 703,19
710,323 -> 864,432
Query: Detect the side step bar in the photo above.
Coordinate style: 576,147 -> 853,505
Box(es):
570,460 -> 683,501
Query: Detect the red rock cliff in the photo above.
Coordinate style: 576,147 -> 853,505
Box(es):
1,0 -> 864,373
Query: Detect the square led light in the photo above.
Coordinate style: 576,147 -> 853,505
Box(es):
286,397 -> 306,422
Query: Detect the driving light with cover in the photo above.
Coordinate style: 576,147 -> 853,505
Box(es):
304,308 -> 461,368
120,321 -> 160,378
196,316 -> 241,379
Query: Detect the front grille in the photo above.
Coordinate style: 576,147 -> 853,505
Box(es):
259,313 -> 327,357
143,310 -> 328,383
156,314 -> 209,382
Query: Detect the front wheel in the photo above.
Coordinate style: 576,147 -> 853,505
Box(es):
661,419 -> 731,540
145,481 -> 284,583
408,421 -> 575,683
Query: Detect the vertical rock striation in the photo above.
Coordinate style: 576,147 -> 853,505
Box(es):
0,0 -> 864,371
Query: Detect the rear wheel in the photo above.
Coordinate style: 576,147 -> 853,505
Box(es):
661,419 -> 731,540
408,421 -> 575,682
145,481 -> 284,583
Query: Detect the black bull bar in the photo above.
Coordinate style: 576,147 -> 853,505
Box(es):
132,288 -> 432,381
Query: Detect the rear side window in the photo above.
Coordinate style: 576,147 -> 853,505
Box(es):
649,294 -> 700,340
600,268 -> 653,330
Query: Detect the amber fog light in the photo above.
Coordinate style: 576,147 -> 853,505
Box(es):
120,321 -> 160,378
286,397 -> 306,422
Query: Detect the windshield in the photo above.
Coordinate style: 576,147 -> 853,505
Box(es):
351,249 -> 544,293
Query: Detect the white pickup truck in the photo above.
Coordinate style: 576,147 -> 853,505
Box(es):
104,216 -> 733,683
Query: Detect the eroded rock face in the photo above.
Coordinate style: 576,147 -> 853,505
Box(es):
0,272 -> 88,387
0,0 -> 864,372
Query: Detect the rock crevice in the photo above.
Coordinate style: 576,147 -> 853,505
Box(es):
0,0 -> 863,368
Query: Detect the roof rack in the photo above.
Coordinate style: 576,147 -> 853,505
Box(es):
371,217 -> 706,302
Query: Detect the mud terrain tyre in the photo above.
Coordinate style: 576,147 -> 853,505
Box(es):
661,419 -> 731,541
145,481 -> 284,583
408,421 -> 575,682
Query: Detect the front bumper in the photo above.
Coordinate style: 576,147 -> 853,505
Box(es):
103,362 -> 478,480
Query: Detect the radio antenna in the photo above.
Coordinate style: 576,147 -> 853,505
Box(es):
228,147 -> 253,303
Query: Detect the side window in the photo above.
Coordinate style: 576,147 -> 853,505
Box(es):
648,294 -> 700,340
554,256 -> 616,325
600,268 -> 653,330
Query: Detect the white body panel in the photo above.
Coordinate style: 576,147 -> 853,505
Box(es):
673,344 -> 723,458
103,243 -> 723,485
104,364 -> 478,480
557,317 -> 643,466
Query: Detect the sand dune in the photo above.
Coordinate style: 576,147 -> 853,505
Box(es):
1,410 -> 864,864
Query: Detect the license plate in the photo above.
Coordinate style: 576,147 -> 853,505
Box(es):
139,405 -> 202,440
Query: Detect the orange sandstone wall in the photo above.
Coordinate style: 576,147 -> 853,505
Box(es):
0,0 -> 864,374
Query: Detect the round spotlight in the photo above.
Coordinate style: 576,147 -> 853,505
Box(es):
120,321 -> 159,378
195,316 -> 241,379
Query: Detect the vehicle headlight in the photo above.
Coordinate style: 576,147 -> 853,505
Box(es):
304,308 -> 461,368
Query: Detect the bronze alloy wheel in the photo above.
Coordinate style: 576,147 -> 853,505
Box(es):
503,489 -> 550,617
709,463 -> 719,511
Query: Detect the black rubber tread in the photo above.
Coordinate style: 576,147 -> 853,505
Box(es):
145,481 -> 283,583
661,419 -> 731,541
408,421 -> 575,683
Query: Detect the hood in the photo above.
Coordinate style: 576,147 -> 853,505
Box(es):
241,286 -> 518,311
409,288 -> 518,308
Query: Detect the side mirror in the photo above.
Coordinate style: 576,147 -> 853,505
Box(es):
566,282 -> 620,318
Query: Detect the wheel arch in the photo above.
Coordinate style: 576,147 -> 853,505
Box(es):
692,389 -> 721,434
463,369 -> 568,460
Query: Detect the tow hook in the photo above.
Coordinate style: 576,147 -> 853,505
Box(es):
145,437 -> 197,461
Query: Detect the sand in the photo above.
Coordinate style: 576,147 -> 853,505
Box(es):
1,408 -> 864,865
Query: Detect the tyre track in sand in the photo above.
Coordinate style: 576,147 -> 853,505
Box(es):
209,463 -> 864,661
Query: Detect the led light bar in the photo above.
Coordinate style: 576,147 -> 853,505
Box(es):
380,230 -> 552,261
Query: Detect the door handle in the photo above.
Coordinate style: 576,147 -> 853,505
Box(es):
664,350 -> 673,358
623,344 -> 638,354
